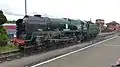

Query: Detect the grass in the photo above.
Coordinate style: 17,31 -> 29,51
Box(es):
0,44 -> 18,53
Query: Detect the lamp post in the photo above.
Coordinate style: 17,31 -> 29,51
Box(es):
25,0 -> 27,15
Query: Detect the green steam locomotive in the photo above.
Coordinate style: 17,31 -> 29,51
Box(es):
12,15 -> 99,50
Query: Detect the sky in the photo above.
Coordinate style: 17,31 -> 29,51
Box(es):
0,0 -> 120,23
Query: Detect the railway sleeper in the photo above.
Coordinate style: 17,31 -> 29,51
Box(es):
0,49 -> 20,56
0,53 -> 21,62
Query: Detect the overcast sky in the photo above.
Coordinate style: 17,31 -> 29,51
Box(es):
0,0 -> 120,23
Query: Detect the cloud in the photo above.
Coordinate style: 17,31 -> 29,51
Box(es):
0,0 -> 120,23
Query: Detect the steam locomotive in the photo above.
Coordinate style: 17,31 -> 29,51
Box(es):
12,15 -> 99,50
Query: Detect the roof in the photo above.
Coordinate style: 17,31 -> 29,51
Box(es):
106,21 -> 119,25
3,23 -> 16,26
4,26 -> 16,29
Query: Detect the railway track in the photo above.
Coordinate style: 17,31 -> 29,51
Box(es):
25,32 -> 116,67
0,32 -> 116,64
0,49 -> 21,62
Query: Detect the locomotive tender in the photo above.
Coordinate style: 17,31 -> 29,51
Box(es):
12,15 -> 99,50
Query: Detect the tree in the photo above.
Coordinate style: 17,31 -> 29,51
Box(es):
0,10 -> 7,25
0,10 -> 8,46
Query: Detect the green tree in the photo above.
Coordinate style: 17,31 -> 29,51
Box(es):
0,10 -> 8,46
0,10 -> 7,25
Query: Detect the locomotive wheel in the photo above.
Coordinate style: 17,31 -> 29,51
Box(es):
41,44 -> 48,52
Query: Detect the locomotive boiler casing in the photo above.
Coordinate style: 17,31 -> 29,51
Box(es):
22,16 -> 84,36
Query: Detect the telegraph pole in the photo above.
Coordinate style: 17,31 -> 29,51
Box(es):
25,0 -> 27,15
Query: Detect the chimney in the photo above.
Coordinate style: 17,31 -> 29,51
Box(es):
34,15 -> 42,17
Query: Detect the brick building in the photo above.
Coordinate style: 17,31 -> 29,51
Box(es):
106,21 -> 120,31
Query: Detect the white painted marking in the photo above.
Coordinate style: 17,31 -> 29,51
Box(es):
31,36 -> 117,67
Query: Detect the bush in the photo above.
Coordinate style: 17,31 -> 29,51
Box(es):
0,34 -> 8,46
0,27 -> 8,46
